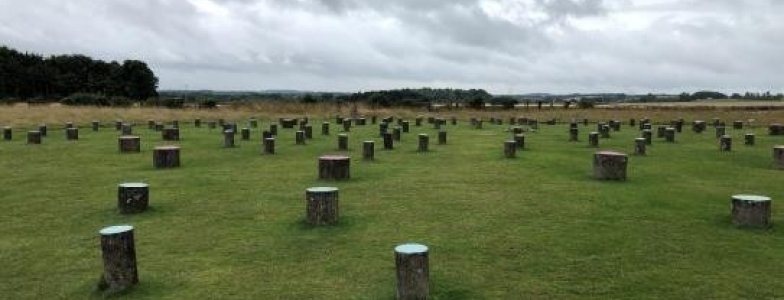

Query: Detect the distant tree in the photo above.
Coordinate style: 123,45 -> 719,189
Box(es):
679,92 -> 692,102
730,93 -> 742,99
691,91 -> 727,100
491,96 -> 518,110
301,94 -> 317,103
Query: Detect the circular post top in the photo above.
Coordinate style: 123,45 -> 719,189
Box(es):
395,243 -> 429,254
99,225 -> 134,236
635,137 -> 646,141
774,145 -> 784,149
319,155 -> 350,160
419,133 -> 428,137
119,182 -> 149,188
306,187 -> 339,193
119,135 -> 140,139
732,195 -> 771,202
154,145 -> 180,150
595,150 -> 627,156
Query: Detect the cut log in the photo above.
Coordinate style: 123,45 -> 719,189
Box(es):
241,128 -> 250,140
418,134 -> 429,152
98,225 -> 138,293
342,119 -> 351,132
588,132 -> 599,147
715,126 -> 726,139
569,128 -> 578,142
438,130 -> 447,145
147,120 -> 155,130
121,124 -> 132,136
66,128 -> 79,140
383,132 -> 394,150
305,187 -> 339,225
745,133 -> 755,146
269,124 -> 278,136
304,125 -> 313,139
27,131 -> 41,144
162,128 -> 179,141
195,119 -> 201,128
773,146 -> 784,169
115,120 -> 123,131
295,130 -> 306,145
263,138 -> 275,154
338,134 -> 348,150
393,127 -> 402,141
769,123 -> 782,135
92,121 -> 100,131
322,122 -> 330,136
634,138 -> 646,155
395,243 -> 429,300
248,119 -> 257,128
38,124 -> 47,136
720,135 -> 732,151
318,155 -> 350,180
693,120 -> 706,133
118,136 -> 141,153
118,183 -> 149,214
593,150 -> 628,180
731,194 -> 772,228
379,122 -> 389,137
642,129 -> 652,145
153,146 -> 180,168
224,130 -> 235,148
402,121 -> 410,133
3,126 -> 11,141
733,121 -> 743,130
504,140 -> 516,158
363,140 -> 374,160
664,128 -> 675,143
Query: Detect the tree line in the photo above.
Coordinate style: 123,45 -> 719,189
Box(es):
0,46 -> 158,102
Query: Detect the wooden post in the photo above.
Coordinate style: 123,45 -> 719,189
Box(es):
305,187 -> 339,225
588,132 -> 599,147
642,129 -> 652,145
569,128 -> 578,142
769,123 -> 782,136
118,183 -> 149,214
363,141 -> 374,160
343,119 -> 351,132
153,146 -> 180,168
438,130 -> 447,145
745,133 -> 755,146
65,122 -> 74,129
318,155 -> 350,180
504,140 -> 516,158
418,134 -> 429,152
263,138 -> 275,154
338,134 -> 348,150
634,138 -> 646,155
224,130 -> 235,148
27,131 -> 41,144
451,116 -> 457,125
118,136 -> 141,153
715,126 -> 726,139
304,125 -> 313,139
162,128 -> 179,141
3,126 -> 11,141
379,122 -> 389,137
383,132 -> 394,150
154,123 -> 163,132
693,120 -> 706,133
664,128 -> 675,142
720,135 -> 732,151
98,225 -> 138,293
66,127 -> 79,140
733,121 -> 743,129
773,146 -> 784,169
38,124 -> 47,137
296,130 -> 306,145
593,151 -> 628,180
92,121 -> 100,131
395,243 -> 429,300
322,122 -> 330,135
393,127 -> 402,141
241,128 -> 250,140
402,121 -> 410,133
249,118 -> 257,128
415,117 -> 423,127
270,124 -> 278,136
731,195 -> 772,228
121,124 -> 132,136
114,120 -> 123,131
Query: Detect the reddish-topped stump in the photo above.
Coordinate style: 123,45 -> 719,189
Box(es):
395,243 -> 429,300
98,225 -> 138,294
774,146 -> 784,169
731,195 -> 772,228
305,187 -> 339,225
118,183 -> 149,214
593,151 -> 628,180
318,155 -> 350,180
153,146 -> 180,168
119,136 -> 141,153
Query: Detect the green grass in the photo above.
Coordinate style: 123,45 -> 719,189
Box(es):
1,120 -> 783,299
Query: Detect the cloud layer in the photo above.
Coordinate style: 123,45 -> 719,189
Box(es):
1,0 -> 781,94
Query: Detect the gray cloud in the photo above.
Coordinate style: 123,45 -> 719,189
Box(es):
0,0 -> 781,94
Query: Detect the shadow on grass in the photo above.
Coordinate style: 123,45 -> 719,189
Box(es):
289,214 -> 368,234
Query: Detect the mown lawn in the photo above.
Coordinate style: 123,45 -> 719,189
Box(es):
1,117 -> 783,299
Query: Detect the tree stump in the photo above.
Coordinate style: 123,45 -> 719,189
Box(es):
270,124 -> 278,136
224,130 -> 235,148
66,128 -> 79,140
363,141 -> 375,160
569,128 -> 578,142
438,130 -> 447,145
27,131 -> 41,144
504,140 -> 516,158
656,126 -> 666,138
693,120 -> 706,133
393,127 -> 402,141
745,133 -> 755,146
114,120 -> 123,131
733,121 -> 743,129
118,136 -> 140,153
593,151 -> 628,180
147,120 -> 155,130
629,118 -> 636,127
154,123 -> 164,132
248,119 -> 257,128
162,128 -> 179,141
262,130 -> 273,140
65,122 -> 74,129
451,116 -> 457,125
318,155 -> 350,180
98,225 -> 138,294
588,132 -> 599,147
296,130 -> 306,145
402,121 -> 410,133
379,122 -> 389,137
343,119 -> 351,132
769,124 -> 783,136
720,135 -> 732,151
634,138 -> 646,155
418,134 -> 429,152
415,117 -> 423,127
715,127 -> 726,139
153,146 -> 180,168
395,243 -> 429,300
371,116 -> 377,124
3,126 -> 11,141
121,124 -> 132,136
117,183 -> 149,214
304,125 -> 313,139
322,122 -> 330,135
642,129 -> 652,145
281,118 -> 295,128
38,124 -> 47,137
731,195 -> 772,228
338,134 -> 348,150
241,128 -> 250,140
383,132 -> 394,150
305,187 -> 339,225
773,146 -> 784,169
263,138 -> 275,154
336,116 -> 344,125
92,121 -> 100,131
194,118 -> 201,128
664,128 -> 675,143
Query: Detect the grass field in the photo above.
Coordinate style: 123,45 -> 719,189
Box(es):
1,108 -> 784,299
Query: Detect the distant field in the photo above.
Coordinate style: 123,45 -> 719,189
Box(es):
1,106 -> 783,299
601,100 -> 784,108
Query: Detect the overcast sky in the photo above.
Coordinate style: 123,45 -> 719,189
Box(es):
1,0 -> 782,94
